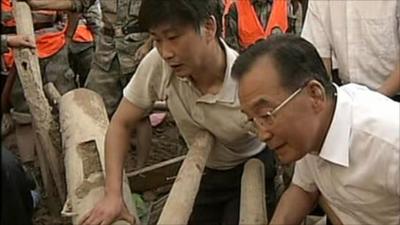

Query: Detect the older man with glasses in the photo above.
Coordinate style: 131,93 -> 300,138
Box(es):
232,35 -> 400,224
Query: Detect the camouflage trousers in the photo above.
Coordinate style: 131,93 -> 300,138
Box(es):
68,42 -> 95,87
11,45 -> 76,113
84,57 -> 133,117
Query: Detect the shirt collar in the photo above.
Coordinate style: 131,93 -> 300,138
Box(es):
197,39 -> 239,104
318,84 -> 352,167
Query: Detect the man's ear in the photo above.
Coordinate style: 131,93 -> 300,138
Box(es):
306,80 -> 326,112
202,15 -> 217,42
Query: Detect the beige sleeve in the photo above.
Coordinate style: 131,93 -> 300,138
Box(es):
123,48 -> 166,110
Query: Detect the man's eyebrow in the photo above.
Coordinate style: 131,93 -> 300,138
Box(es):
252,97 -> 272,109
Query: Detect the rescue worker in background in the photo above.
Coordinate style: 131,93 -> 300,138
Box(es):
1,0 -> 77,172
23,0 -> 154,169
224,0 -> 303,52
67,1 -> 102,86
1,0 -> 77,106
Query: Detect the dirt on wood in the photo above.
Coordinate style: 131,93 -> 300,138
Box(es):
30,112 -> 187,225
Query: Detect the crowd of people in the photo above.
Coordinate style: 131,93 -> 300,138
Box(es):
1,0 -> 399,225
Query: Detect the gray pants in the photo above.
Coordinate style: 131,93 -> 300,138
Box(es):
85,57 -> 133,117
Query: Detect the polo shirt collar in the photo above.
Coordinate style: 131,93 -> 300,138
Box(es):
318,85 -> 352,167
197,39 -> 239,104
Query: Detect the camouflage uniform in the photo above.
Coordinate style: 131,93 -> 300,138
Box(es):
84,0 -> 149,116
224,0 -> 303,52
68,1 -> 102,86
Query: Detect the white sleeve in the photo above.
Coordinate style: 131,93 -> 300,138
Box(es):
301,1 -> 331,58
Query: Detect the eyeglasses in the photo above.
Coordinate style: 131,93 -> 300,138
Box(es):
246,85 -> 306,135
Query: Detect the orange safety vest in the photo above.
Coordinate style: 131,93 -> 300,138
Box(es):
237,0 -> 288,48
72,20 -> 94,43
1,0 -> 66,68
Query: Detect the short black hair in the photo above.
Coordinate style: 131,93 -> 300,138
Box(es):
232,35 -> 335,98
139,0 -> 223,38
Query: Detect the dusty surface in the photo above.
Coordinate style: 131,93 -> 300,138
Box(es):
30,112 -> 186,225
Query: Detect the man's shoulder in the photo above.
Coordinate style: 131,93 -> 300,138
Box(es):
341,84 -> 400,149
134,48 -> 172,82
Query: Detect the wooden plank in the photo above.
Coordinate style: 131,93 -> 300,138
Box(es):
12,0 -> 65,205
240,158 -> 268,225
157,131 -> 214,225
126,155 -> 185,192
59,88 -> 137,225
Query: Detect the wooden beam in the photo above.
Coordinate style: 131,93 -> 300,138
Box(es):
59,88 -> 138,225
12,0 -> 65,205
240,158 -> 268,225
126,155 -> 185,192
157,131 -> 214,225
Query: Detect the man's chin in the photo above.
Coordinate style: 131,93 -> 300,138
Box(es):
277,154 -> 302,165
174,70 -> 190,78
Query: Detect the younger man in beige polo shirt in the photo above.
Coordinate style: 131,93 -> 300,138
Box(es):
79,1 -> 277,225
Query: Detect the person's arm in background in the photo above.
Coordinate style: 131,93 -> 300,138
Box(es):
1,34 -> 36,54
21,0 -> 96,13
82,0 -> 102,38
322,57 -> 332,79
79,99 -> 145,225
224,3 -> 241,52
377,62 -> 400,97
270,184 -> 319,225
377,5 -> 400,97
134,37 -> 153,62
301,2 -> 332,80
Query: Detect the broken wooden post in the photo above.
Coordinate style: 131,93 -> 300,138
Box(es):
58,88 -> 138,225
12,0 -> 65,204
127,155 -> 185,193
157,131 -> 214,225
240,158 -> 268,225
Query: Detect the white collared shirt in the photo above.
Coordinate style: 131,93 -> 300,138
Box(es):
301,0 -> 400,90
123,40 -> 265,169
292,84 -> 400,224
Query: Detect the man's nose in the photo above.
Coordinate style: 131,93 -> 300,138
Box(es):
158,42 -> 174,60
257,125 -> 273,143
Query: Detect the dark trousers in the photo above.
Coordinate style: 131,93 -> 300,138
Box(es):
1,147 -> 34,225
188,149 -> 277,225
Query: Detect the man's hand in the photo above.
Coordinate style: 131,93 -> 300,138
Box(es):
6,35 -> 36,48
79,194 -> 136,225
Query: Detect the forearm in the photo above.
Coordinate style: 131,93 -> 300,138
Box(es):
377,62 -> 400,97
103,99 -> 146,197
26,0 -> 95,12
1,35 -> 8,54
322,57 -> 332,80
270,184 -> 319,225
103,119 -> 136,196
25,0 -> 75,11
